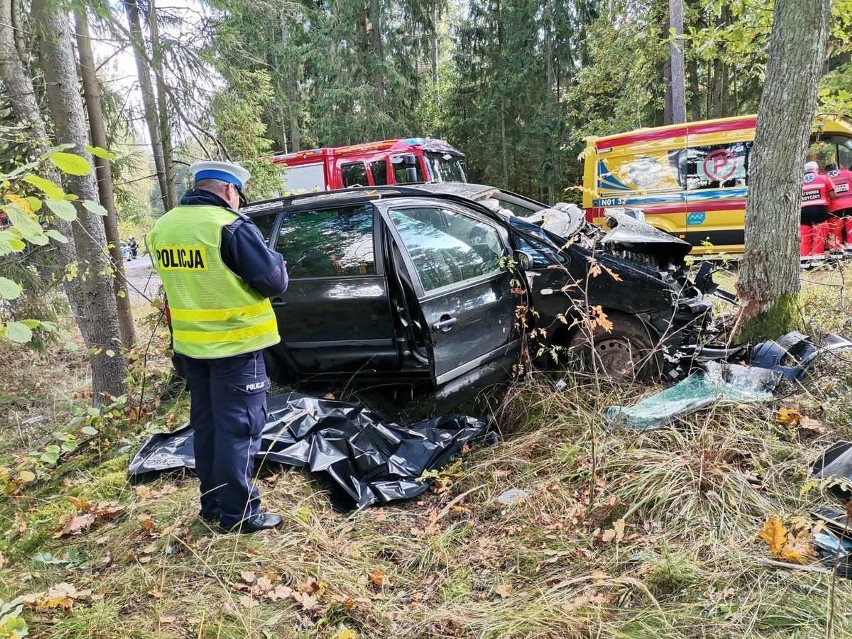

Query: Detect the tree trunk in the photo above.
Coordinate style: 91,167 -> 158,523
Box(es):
75,8 -> 136,348
10,0 -> 25,64
147,0 -> 178,210
668,0 -> 686,123
736,0 -> 831,340
124,0 -> 171,212
33,0 -> 126,400
0,0 -> 87,339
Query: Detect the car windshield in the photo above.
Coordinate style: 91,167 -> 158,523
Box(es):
424,152 -> 467,182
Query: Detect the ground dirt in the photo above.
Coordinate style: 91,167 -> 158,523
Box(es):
3,263 -> 852,638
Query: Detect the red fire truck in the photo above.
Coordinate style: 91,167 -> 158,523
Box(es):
270,138 -> 467,193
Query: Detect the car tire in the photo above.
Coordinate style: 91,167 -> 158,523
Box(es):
566,311 -> 662,381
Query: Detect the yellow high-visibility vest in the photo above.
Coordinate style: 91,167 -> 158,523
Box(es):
147,205 -> 279,358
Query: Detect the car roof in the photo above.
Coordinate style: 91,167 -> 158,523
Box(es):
241,182 -> 544,216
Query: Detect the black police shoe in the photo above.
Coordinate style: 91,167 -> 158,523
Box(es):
220,512 -> 283,534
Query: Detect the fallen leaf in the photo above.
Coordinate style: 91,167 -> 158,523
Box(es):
335,627 -> 358,639
368,569 -> 389,587
758,517 -> 788,557
613,518 -> 626,541
601,529 -> 616,543
158,616 -> 177,624
68,496 -> 91,511
54,513 -> 96,538
240,570 -> 257,584
256,576 -> 273,592
495,583 -> 513,598
138,515 -> 155,532
291,591 -> 318,611
148,588 -> 162,599
268,585 -> 293,601
758,516 -> 816,564
36,582 -> 91,611
777,407 -> 802,426
238,594 -> 258,609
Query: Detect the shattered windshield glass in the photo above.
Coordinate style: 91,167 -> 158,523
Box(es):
425,151 -> 467,182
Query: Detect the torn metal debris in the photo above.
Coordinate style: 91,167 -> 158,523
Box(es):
129,392 -> 487,510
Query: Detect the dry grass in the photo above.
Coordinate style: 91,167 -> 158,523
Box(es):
3,266 -> 852,637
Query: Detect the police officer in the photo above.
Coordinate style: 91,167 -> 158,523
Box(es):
147,161 -> 288,533
826,163 -> 852,253
800,161 -> 833,268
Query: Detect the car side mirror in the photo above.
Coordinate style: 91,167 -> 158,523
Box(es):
514,250 -> 532,270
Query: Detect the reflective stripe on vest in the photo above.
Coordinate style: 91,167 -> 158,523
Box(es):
147,204 -> 280,359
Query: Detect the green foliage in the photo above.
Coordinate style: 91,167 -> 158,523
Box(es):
210,69 -> 280,199
0,153 -> 105,346
0,598 -> 28,638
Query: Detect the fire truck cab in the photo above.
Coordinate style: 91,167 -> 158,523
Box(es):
271,138 -> 467,193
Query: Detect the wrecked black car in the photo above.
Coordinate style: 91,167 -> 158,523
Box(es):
242,183 -> 715,406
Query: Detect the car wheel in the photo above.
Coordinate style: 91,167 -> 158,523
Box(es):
566,311 -> 662,381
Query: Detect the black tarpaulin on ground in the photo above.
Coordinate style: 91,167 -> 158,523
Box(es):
128,392 -> 488,510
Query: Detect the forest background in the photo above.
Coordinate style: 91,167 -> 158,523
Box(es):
4,0 -> 851,236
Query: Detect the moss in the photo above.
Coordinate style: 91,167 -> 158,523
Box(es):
2,499 -> 77,560
736,293 -> 803,342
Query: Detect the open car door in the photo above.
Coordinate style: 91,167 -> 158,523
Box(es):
378,198 -> 521,401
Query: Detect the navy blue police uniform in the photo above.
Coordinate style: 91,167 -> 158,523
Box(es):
157,186 -> 288,532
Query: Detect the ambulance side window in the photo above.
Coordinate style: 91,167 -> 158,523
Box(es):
678,142 -> 752,191
341,162 -> 368,187
370,160 -> 388,186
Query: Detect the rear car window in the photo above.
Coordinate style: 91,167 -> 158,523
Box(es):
370,160 -> 388,186
276,205 -> 375,278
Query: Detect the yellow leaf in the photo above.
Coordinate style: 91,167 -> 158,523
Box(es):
335,628 -> 358,639
758,517 -> 788,557
6,193 -> 32,214
368,569 -> 389,587
780,529 -> 817,565
495,583 -> 513,598
777,407 -> 802,426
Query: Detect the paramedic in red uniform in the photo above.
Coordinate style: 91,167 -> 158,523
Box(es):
826,163 -> 852,253
800,161 -> 833,268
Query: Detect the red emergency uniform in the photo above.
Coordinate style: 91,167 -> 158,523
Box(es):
828,167 -> 852,249
801,171 -> 833,259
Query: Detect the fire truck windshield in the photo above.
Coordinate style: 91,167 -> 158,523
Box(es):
424,151 -> 467,182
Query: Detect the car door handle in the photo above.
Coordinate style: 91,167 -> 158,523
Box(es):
272,297 -> 286,305
433,315 -> 457,332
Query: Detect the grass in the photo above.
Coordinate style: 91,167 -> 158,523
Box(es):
3,268 -> 852,637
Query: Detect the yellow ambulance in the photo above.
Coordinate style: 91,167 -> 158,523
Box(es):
582,114 -> 852,254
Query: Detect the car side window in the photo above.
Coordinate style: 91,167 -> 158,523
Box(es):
276,205 -> 375,278
389,206 -> 504,292
341,162 -> 368,187
250,212 -> 278,244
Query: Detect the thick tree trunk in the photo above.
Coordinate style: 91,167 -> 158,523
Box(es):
736,0 -> 830,339
75,9 -> 136,348
0,0 -> 86,339
668,0 -> 686,123
33,0 -> 126,400
124,0 -> 171,212
147,0 -> 178,210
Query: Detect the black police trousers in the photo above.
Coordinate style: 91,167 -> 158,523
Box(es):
173,351 -> 270,528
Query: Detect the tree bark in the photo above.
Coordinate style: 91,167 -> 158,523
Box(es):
147,0 -> 178,210
124,0 -> 171,212
33,0 -> 126,400
736,0 -> 831,338
0,0 -> 87,339
75,8 -> 136,348
668,0 -> 686,123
